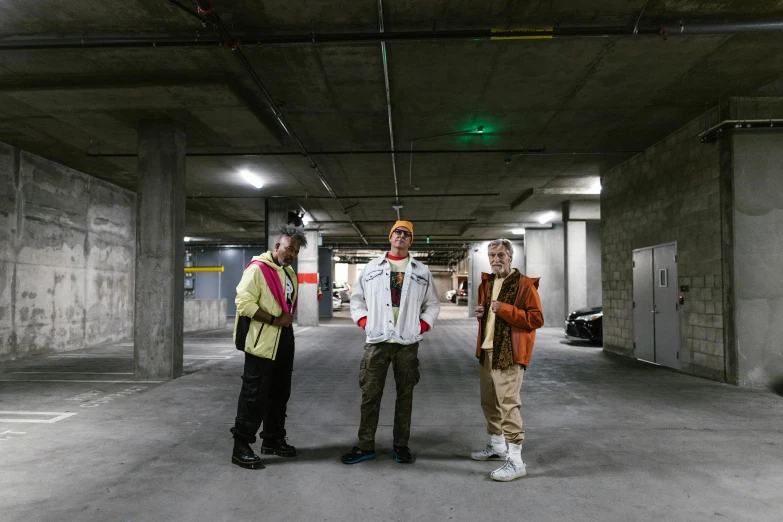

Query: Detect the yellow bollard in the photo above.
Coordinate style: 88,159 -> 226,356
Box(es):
185,266 -> 225,273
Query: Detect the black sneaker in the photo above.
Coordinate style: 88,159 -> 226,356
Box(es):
340,446 -> 376,464
392,445 -> 413,464
261,438 -> 297,457
232,441 -> 264,469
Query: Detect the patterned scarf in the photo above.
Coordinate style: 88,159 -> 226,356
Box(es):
481,269 -> 521,370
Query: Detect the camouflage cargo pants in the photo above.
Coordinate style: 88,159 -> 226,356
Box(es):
357,342 -> 420,450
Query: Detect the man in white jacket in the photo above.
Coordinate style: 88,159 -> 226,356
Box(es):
341,220 -> 440,465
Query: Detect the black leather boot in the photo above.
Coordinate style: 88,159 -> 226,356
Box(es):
261,438 -> 297,457
232,440 -> 264,469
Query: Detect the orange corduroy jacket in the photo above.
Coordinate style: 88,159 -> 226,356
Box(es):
475,271 -> 544,367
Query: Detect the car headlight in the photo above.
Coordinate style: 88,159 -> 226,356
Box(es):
576,313 -> 602,321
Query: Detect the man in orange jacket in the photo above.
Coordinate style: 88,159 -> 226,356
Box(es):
472,238 -> 544,481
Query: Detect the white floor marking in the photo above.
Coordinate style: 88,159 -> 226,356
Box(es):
0,379 -> 162,384
8,372 -> 134,375
49,354 -> 133,358
184,355 -> 233,360
0,412 -> 78,423
295,327 -> 312,334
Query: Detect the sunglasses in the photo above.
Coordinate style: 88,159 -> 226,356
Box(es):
392,229 -> 412,238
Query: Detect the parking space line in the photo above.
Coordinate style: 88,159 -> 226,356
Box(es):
0,412 -> 78,423
0,379 -> 162,384
8,372 -> 134,375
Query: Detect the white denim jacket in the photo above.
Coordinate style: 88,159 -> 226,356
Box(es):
350,253 -> 440,345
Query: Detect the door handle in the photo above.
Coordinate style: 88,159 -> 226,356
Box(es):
651,305 -> 659,314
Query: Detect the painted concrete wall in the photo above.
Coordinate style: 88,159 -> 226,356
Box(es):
525,228 -> 564,327
0,142 -> 135,359
731,131 -> 783,387
184,298 -> 227,332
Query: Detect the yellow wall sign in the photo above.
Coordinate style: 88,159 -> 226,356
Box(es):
490,27 -> 553,40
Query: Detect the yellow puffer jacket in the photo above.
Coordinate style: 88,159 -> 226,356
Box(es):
233,251 -> 298,360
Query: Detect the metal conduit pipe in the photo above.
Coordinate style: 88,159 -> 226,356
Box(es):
698,119 -> 783,142
87,148 -> 641,157
378,0 -> 401,220
3,19 -> 783,51
193,0 -> 368,245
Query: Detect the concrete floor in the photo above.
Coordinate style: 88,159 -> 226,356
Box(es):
1,305 -> 782,522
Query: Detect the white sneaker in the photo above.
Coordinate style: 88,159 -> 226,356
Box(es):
490,458 -> 527,481
471,444 -> 508,461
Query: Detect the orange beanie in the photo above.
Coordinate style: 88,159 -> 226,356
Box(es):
389,220 -> 414,242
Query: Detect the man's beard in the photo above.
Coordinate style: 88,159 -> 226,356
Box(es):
492,266 -> 509,277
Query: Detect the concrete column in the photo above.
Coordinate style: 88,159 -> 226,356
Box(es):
525,227 -> 565,326
265,198 -> 288,252
318,247 -> 333,318
296,230 -> 319,326
134,121 -> 186,380
565,220 -> 588,313
731,131 -> 783,387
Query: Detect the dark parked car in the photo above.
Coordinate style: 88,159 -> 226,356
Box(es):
565,306 -> 603,343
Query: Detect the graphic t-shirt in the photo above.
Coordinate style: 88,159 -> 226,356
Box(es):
387,255 -> 410,326
284,272 -> 294,312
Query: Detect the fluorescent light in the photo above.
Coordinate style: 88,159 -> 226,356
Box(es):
333,256 -> 340,261
302,214 -> 311,225
239,169 -> 263,189
511,228 -> 525,235
538,212 -> 555,224
184,237 -> 191,242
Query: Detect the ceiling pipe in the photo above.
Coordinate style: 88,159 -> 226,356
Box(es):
4,19 -> 783,50
191,0 -> 368,245
187,192 -> 499,200
377,0 -> 400,220
87,147 -> 640,157
698,119 -> 783,142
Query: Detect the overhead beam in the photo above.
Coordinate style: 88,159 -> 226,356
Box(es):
510,188 -> 600,210
224,77 -> 288,145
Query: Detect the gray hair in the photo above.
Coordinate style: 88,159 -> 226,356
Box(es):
487,238 -> 513,258
278,224 -> 308,248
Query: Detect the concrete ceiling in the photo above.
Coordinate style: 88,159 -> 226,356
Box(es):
2,0 -> 783,249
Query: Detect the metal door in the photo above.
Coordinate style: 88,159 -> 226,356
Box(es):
653,244 -> 680,369
633,249 -> 655,363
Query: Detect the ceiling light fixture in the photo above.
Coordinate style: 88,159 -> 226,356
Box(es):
302,214 -> 311,225
538,212 -> 555,225
333,255 -> 340,261
511,228 -> 526,235
239,169 -> 263,189
184,237 -> 191,242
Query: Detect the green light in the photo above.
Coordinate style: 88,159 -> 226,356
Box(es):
426,236 -> 431,244
476,126 -> 484,133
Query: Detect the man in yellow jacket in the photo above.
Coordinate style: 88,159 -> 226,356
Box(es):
230,224 -> 307,469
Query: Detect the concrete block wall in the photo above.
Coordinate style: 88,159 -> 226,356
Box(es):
184,298 -> 227,333
0,142 -> 135,359
601,111 -> 725,380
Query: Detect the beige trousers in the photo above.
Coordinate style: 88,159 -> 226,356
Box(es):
479,350 -> 525,445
